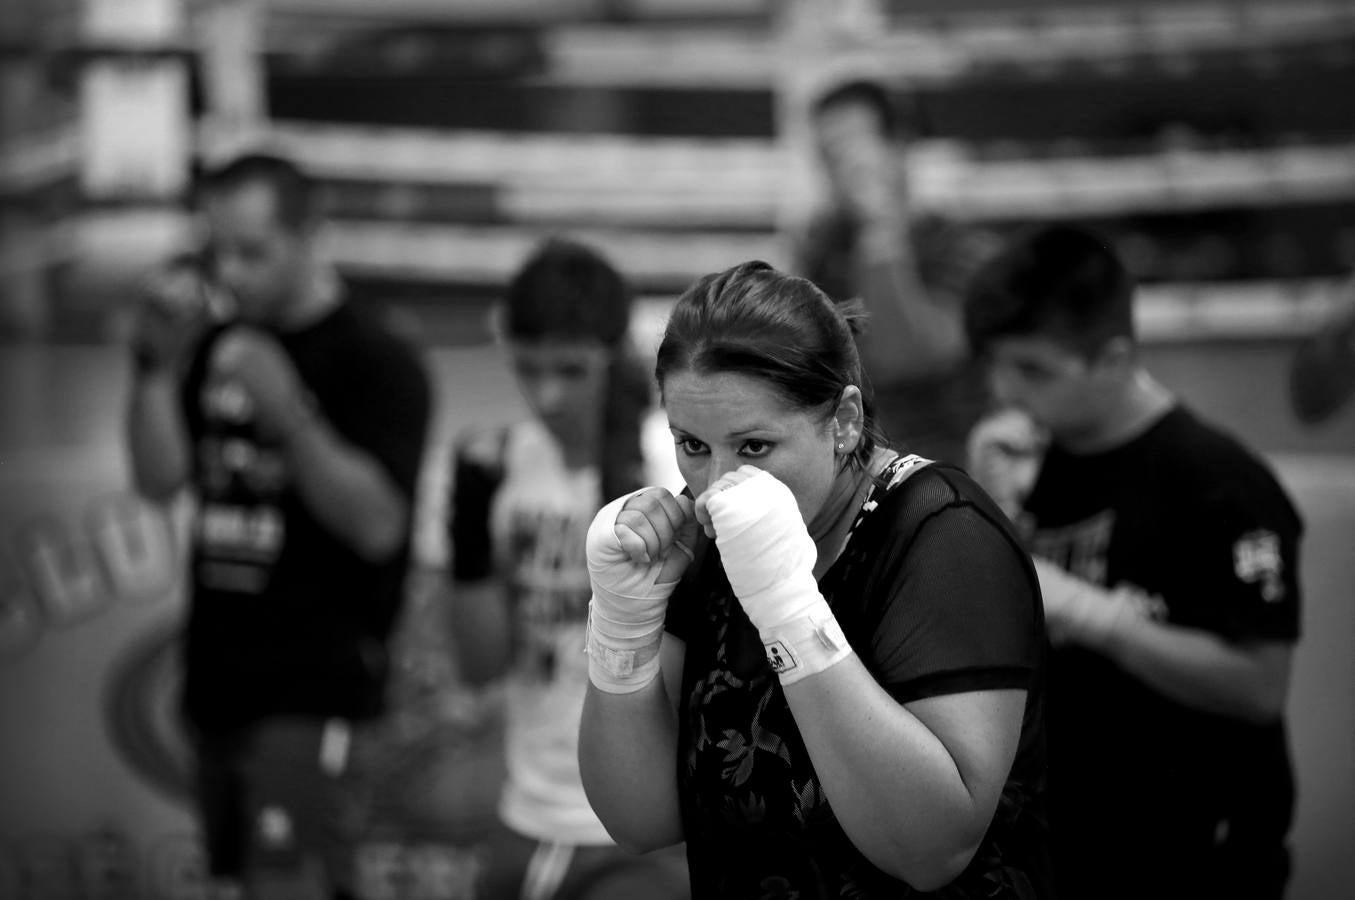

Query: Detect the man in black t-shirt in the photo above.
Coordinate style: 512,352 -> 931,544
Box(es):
792,78 -> 998,467
126,153 -> 431,900
964,225 -> 1302,900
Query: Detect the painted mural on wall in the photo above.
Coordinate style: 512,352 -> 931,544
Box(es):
0,347 -> 501,899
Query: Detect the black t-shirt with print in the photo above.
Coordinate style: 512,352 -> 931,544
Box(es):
1023,405 -> 1302,900
180,299 -> 430,734
666,458 -> 1052,899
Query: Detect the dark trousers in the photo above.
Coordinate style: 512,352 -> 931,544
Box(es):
193,717 -> 367,899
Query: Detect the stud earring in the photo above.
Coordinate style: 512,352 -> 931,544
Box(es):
836,442 -> 845,451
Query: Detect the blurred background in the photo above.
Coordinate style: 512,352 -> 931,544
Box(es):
1,1 -> 1352,898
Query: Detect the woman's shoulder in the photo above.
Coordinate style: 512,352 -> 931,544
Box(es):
870,455 -> 973,512
856,457 -> 1008,545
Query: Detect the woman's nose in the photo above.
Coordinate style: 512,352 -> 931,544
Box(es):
706,451 -> 743,486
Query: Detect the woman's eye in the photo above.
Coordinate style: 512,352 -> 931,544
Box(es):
676,438 -> 707,456
739,440 -> 771,457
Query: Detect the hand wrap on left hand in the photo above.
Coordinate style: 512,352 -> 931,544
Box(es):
706,468 -> 852,684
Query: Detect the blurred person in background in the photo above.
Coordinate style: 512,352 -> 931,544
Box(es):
578,260 -> 1053,897
792,77 -> 999,468
444,238 -> 689,899
965,224 -> 1301,900
125,152 -> 431,900
1289,269 -> 1355,426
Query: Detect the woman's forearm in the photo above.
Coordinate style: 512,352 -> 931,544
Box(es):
785,657 -> 1025,891
578,647 -> 685,852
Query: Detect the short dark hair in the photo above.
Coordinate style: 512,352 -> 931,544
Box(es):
810,78 -> 909,140
964,224 -> 1137,359
504,238 -> 633,345
505,237 -> 645,499
195,152 -> 317,233
656,260 -> 882,471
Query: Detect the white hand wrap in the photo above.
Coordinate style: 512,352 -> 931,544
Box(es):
1032,557 -> 1141,649
966,408 -> 1046,521
585,490 -> 679,693
707,471 -> 852,684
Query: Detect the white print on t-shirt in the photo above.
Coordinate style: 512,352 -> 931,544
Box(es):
197,437 -> 289,495
507,505 -> 592,683
196,502 -> 285,594
195,371 -> 290,594
202,375 -> 253,423
199,504 -> 283,556
1233,529 -> 1287,602
486,421 -> 618,843
488,421 -> 606,691
1028,510 -> 1115,586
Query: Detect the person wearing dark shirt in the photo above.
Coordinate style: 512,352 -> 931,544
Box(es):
965,224 -> 1302,900
792,77 -> 998,466
577,260 -> 1053,897
125,153 -> 431,900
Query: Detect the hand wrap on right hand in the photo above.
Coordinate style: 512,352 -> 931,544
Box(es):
965,407 -> 1046,521
585,490 -> 682,693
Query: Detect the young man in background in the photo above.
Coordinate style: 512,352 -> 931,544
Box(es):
965,224 -> 1301,900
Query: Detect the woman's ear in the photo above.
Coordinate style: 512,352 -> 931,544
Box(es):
832,385 -> 866,453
